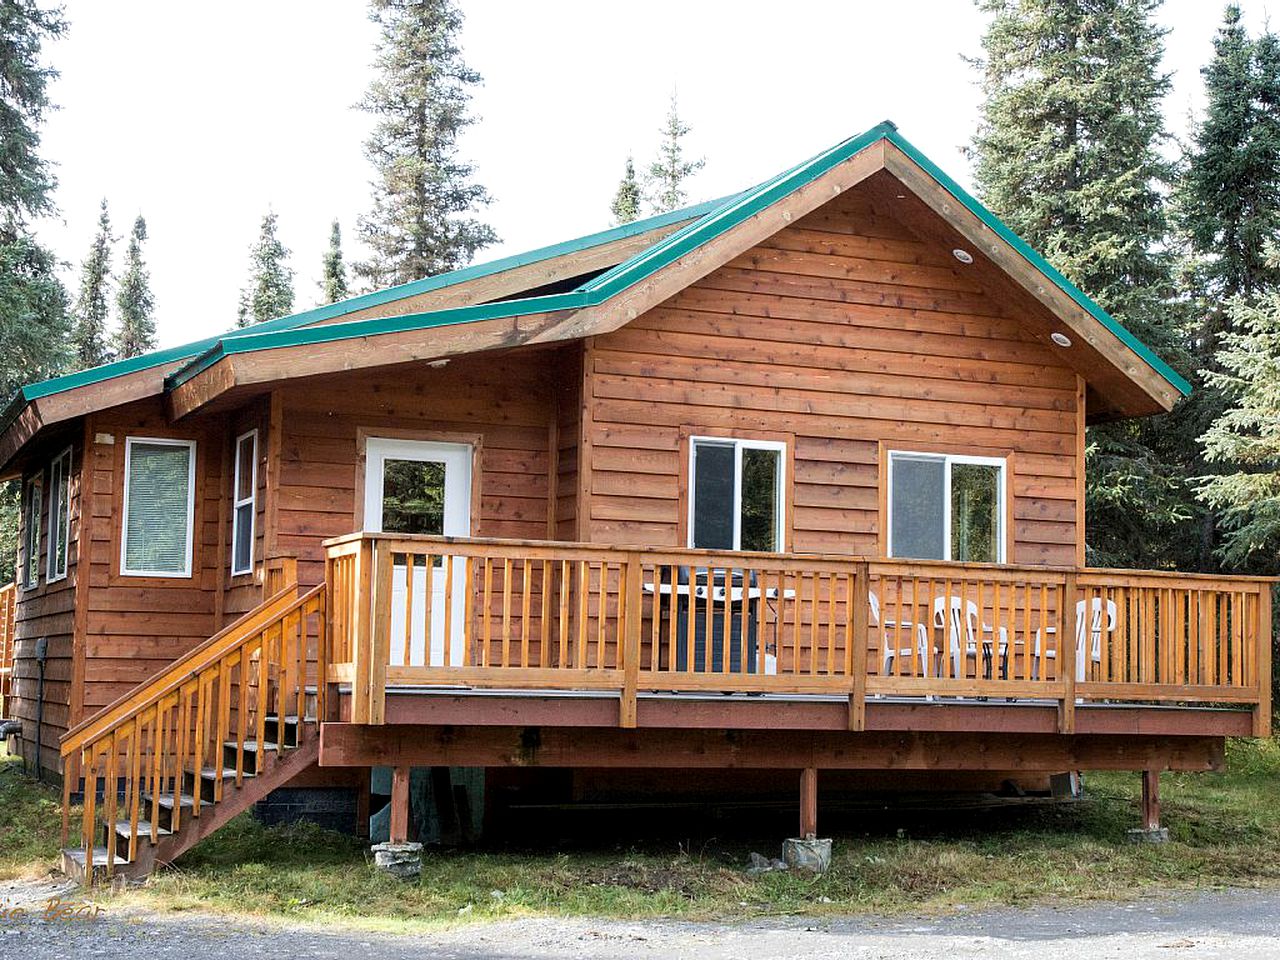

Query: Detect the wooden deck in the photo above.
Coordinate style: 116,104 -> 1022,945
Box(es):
323,533 -> 1273,737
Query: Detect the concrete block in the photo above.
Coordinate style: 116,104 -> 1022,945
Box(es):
782,837 -> 832,873
1127,827 -> 1170,844
371,841 -> 423,880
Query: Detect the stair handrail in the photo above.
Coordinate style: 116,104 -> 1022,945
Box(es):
60,583 -> 318,757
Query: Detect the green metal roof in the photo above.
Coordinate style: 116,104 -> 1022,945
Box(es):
0,196 -> 726,427
8,120 -> 1191,431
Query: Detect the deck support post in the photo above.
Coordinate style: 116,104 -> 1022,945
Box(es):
389,764 -> 410,844
799,766 -> 818,839
783,767 -> 831,873
1128,768 -> 1169,843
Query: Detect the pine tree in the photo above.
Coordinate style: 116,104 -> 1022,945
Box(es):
356,0 -> 497,289
647,94 -> 704,213
610,156 -> 641,224
969,0 -> 1194,569
320,219 -> 348,304
237,211 -> 294,327
71,199 -> 113,369
1177,8 -> 1280,569
114,216 -> 155,358
0,0 -> 71,583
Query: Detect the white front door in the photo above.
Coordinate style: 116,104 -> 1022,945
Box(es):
363,438 -> 472,667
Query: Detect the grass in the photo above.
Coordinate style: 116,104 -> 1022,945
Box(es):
3,739 -> 1280,931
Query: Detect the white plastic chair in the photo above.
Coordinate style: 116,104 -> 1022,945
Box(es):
870,591 -> 931,677
933,595 -> 1009,680
1033,597 -> 1117,682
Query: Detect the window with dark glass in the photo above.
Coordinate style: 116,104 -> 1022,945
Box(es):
47,448 -> 71,582
689,438 -> 785,552
231,431 -> 257,576
888,451 -> 1005,563
23,477 -> 41,589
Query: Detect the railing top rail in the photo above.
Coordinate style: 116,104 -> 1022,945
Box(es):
321,533 -> 1278,586
60,583 -> 324,756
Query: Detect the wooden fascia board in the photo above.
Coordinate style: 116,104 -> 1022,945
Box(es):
881,142 -> 1180,416
166,308 -> 577,420
0,365 -> 178,477
531,141 -> 890,345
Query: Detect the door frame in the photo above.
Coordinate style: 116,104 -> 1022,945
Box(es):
354,427 -> 483,533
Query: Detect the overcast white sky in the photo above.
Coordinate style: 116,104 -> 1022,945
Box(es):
32,1 -> 1274,350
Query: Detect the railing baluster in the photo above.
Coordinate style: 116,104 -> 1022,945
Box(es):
521,558 -> 533,669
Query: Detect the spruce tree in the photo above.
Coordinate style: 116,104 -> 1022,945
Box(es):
0,0 -> 71,583
647,94 -> 704,213
114,215 -> 155,359
356,0 -> 497,289
320,219 -> 348,304
969,0 -> 1194,569
1199,261 -> 1280,571
237,211 -> 294,327
610,156 -> 641,224
71,199 -> 113,368
1177,8 -> 1280,569
1180,7 -> 1280,305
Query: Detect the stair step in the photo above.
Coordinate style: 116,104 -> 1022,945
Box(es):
64,844 -> 129,870
199,765 -> 254,781
142,792 -> 213,811
224,739 -> 282,753
111,819 -> 171,839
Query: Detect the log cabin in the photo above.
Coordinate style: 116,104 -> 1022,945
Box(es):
0,120 -> 1271,880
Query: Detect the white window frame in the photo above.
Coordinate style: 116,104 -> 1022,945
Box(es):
886,449 -> 1008,563
46,446 -> 72,583
120,437 -> 197,579
23,475 -> 41,590
230,429 -> 258,577
686,436 -> 788,552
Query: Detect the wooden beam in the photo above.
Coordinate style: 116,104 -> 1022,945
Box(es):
389,765 -> 410,843
799,767 -> 818,838
319,723 -> 1226,773
376,690 -> 1254,738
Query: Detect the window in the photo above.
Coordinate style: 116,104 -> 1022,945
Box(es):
231,430 -> 257,576
887,451 -> 1005,563
688,437 -> 785,552
121,438 -> 196,577
47,447 -> 71,582
23,477 -> 41,589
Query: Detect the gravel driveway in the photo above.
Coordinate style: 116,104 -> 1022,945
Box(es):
2,878 -> 1278,959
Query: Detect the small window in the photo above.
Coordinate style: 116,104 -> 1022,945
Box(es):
121,438 -> 196,578
23,477 -> 42,589
47,447 -> 71,582
689,437 -> 785,552
231,430 -> 257,576
887,450 -> 1005,563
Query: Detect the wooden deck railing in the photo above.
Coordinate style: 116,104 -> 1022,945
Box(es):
323,533 -> 1274,736
59,582 -> 326,878
0,582 -> 15,719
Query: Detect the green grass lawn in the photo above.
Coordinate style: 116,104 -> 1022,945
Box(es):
3,740 -> 1279,931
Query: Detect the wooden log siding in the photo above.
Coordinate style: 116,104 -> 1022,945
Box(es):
10,434 -> 83,773
324,533 -> 1273,734
582,186 -> 1081,564
272,349 -> 568,587
81,402 -> 222,725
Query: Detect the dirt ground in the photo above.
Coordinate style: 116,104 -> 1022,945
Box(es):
2,876 -> 1278,959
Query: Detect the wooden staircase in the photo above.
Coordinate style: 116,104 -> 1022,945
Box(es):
59,582 -> 327,882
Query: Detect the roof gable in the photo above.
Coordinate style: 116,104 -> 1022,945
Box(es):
1,121 -> 1189,470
